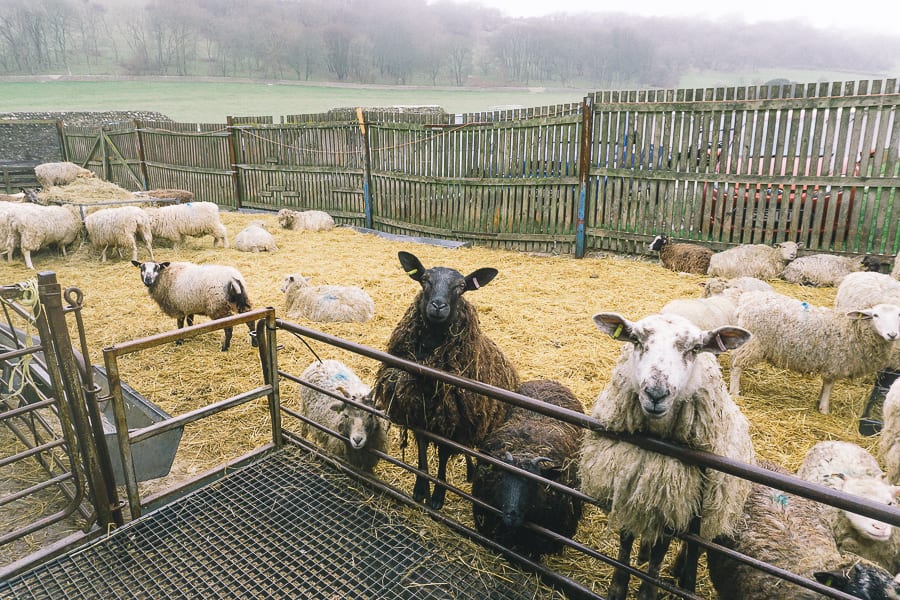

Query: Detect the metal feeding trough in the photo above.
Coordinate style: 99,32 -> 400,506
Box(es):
0,324 -> 182,484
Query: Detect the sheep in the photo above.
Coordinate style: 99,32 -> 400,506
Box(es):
134,188 -> 195,204
797,441 -> 900,574
702,276 -> 775,297
471,379 -> 585,560
131,260 -> 256,351
84,206 -> 154,263
277,208 -> 335,231
579,312 -> 754,600
834,272 -> 900,311
781,253 -> 882,287
280,274 -> 374,323
707,459 -> 900,600
707,241 -> 801,279
882,378 -> 900,484
646,234 -> 713,274
660,287 -> 743,330
730,291 -> 900,414
0,188 -> 39,203
34,161 -> 95,188
144,201 -> 228,249
371,251 -> 520,510
234,220 -> 278,253
297,359 -> 388,472
5,202 -> 82,269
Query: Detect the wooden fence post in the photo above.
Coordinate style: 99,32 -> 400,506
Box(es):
226,116 -> 244,209
134,119 -> 149,190
575,96 -> 594,258
356,107 -> 374,230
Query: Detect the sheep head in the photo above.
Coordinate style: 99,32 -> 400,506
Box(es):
846,303 -> 900,341
132,260 -> 170,287
647,234 -> 669,253
329,385 -> 378,450
397,251 -> 497,327
593,312 -> 751,418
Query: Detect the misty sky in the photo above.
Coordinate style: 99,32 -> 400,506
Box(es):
471,0 -> 899,35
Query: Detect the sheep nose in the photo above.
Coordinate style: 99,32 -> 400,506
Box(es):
888,332 -> 898,340
350,434 -> 366,449
644,386 -> 669,403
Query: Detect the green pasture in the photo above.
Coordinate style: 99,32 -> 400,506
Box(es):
0,80 -> 592,123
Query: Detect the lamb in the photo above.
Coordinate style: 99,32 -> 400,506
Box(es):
280,274 -> 374,323
882,378 -> 900,484
730,291 -> 900,414
646,234 -> 713,274
0,189 -> 39,203
297,359 -> 388,472
781,253 -> 882,287
707,241 -> 801,279
234,220 -> 278,253
84,206 -> 155,263
131,260 -> 256,351
834,272 -> 900,311
5,202 -> 82,269
471,379 -> 585,560
371,251 -> 520,510
579,312 -> 754,600
707,459 -> 900,600
34,161 -> 95,188
277,208 -> 335,231
797,441 -> 900,573
144,201 -> 228,249
702,276 -> 774,297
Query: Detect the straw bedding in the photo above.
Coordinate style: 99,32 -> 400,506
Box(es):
1,208 -> 883,596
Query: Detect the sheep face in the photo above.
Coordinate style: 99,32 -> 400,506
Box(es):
398,251 -> 498,326
814,563 -> 900,599
847,303 -> 900,341
493,453 -> 559,528
776,241 -> 801,260
647,234 -> 668,252
593,313 -> 751,418
834,475 -> 900,542
132,260 -> 170,287
280,274 -> 308,293
862,255 -> 884,272
329,386 -> 378,450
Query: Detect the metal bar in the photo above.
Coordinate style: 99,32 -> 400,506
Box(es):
575,96 -> 593,258
0,472 -> 75,507
0,437 -> 66,468
102,347 -> 141,520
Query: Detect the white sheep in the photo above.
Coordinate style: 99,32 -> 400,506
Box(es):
707,241 -> 800,279
132,260 -> 256,351
277,208 -> 335,231
34,161 -> 95,188
234,220 -> 278,253
280,274 -> 374,323
661,287 -> 743,330
708,459 -> 900,600
881,378 -> 900,484
298,359 -> 387,472
834,271 -> 900,311
732,291 -> 900,414
144,201 -> 228,249
5,202 -> 82,269
702,276 -> 774,297
579,312 -> 754,600
781,253 -> 882,287
797,440 -> 900,574
84,206 -> 154,263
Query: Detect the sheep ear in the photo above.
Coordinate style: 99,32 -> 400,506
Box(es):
593,313 -> 638,343
846,309 -> 873,320
159,261 -> 170,270
814,570 -> 851,591
328,401 -> 345,413
701,326 -> 752,354
131,260 -> 142,268
465,268 -> 498,291
398,251 -> 425,281
335,385 -> 350,398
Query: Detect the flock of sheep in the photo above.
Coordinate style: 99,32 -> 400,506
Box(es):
3,162 -> 900,599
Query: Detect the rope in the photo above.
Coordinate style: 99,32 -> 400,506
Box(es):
0,279 -> 42,405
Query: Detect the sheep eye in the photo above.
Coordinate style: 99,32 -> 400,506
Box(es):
690,344 -> 703,354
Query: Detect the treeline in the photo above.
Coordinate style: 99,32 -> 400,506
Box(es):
0,0 -> 897,88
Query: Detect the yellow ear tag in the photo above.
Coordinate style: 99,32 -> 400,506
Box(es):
405,268 -> 418,275
613,324 -> 623,339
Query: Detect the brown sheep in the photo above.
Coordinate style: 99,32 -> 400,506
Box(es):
647,234 -> 713,274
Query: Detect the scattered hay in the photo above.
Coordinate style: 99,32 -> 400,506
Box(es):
0,209 -> 881,593
38,179 -> 136,205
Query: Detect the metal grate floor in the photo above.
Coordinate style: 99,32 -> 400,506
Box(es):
1,446 -> 561,599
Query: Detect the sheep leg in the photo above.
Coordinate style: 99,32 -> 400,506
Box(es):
817,378 -> 835,415
412,435 -> 431,504
221,326 -> 233,352
430,444 -> 452,510
23,250 -> 34,270
175,316 -> 186,345
637,535 -> 673,600
608,531 -> 635,600
729,364 -> 742,396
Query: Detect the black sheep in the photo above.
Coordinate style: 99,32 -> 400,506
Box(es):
372,251 -> 520,510
472,379 -> 585,559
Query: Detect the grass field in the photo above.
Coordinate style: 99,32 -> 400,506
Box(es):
0,79 -> 591,123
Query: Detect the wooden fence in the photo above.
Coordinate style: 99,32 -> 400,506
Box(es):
58,78 -> 900,261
